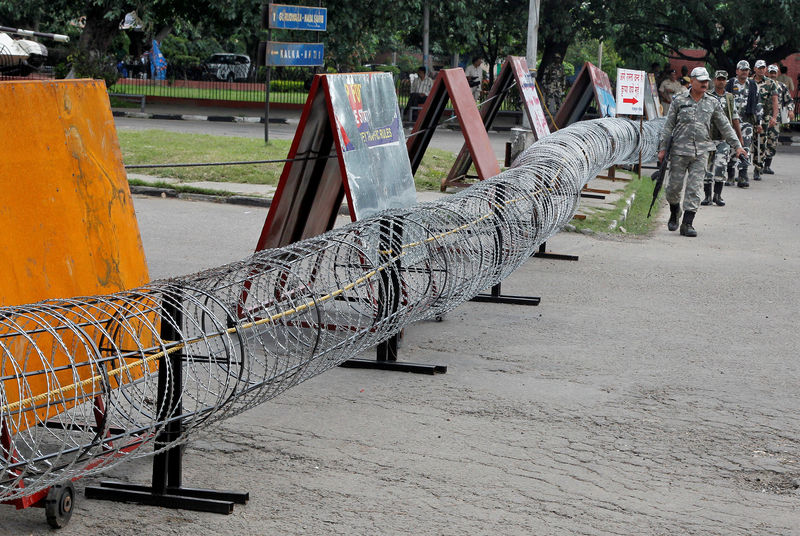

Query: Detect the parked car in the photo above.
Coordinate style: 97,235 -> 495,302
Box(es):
202,53 -> 251,82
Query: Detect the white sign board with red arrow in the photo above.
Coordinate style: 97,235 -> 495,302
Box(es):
615,68 -> 645,116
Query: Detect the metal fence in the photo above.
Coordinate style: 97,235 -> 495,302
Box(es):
108,69 -> 522,111
1,52 -> 522,112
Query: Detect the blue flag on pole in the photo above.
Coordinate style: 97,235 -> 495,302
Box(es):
150,39 -> 167,80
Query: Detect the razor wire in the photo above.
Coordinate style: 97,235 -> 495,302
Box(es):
0,117 -> 664,502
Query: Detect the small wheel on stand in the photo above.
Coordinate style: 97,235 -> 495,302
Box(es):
45,481 -> 75,529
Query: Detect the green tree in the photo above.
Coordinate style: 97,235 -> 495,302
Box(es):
536,0 -> 612,114
322,0 -> 417,71
610,0 -> 800,74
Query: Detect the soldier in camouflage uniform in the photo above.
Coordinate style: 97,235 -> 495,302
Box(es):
751,59 -> 779,180
764,64 -> 795,174
702,70 -> 744,207
658,67 -> 746,237
725,60 -> 760,187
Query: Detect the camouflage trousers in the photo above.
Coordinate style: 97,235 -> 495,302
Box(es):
766,124 -> 779,159
667,152 -> 708,212
728,122 -> 753,172
753,123 -> 780,171
704,142 -> 731,184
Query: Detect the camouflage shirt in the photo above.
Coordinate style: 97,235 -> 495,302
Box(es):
775,80 -> 794,113
754,76 -> 779,122
658,91 -> 742,156
707,90 -> 740,123
729,78 -> 761,124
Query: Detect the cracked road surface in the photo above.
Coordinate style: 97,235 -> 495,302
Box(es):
3,150 -> 798,535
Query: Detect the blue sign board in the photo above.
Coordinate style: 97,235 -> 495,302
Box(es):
269,4 -> 327,31
266,42 -> 324,67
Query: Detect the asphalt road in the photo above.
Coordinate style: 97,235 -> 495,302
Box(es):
3,146 -> 799,534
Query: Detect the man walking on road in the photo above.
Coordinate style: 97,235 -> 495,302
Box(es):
658,67 -> 747,237
702,70 -> 744,207
725,60 -> 759,188
765,64 -> 794,174
751,59 -> 779,181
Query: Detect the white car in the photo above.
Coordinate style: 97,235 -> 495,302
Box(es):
203,53 -> 251,82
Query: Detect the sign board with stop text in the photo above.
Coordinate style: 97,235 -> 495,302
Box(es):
615,68 -> 646,116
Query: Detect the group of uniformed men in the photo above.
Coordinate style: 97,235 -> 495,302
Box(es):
657,59 -> 795,237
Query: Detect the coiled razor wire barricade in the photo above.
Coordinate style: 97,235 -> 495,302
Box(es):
1,117 -> 664,502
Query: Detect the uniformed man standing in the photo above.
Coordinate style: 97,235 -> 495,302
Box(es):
751,59 -> 779,181
702,70 -> 744,207
658,67 -> 747,237
764,64 -> 795,174
725,60 -> 760,187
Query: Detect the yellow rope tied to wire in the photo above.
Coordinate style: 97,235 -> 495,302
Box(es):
1,209 -> 499,416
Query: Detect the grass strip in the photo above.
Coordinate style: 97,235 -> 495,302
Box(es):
570,174 -> 662,235
117,129 -> 459,190
127,179 -> 236,197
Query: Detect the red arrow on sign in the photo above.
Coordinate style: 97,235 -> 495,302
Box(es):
623,97 -> 638,104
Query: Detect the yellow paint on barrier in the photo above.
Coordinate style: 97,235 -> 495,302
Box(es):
0,80 -> 154,434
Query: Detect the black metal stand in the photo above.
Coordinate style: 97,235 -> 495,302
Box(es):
470,282 -> 541,306
85,290 -> 249,513
340,219 -> 447,375
469,182 -> 541,307
532,241 -> 579,262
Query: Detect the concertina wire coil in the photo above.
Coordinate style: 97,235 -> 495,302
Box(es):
0,117 -> 664,501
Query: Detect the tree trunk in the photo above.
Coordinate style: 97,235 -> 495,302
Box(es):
537,42 -> 568,117
78,3 -> 120,56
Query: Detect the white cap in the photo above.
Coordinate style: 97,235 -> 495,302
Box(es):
754,59 -> 767,68
737,60 -> 750,70
690,67 -> 710,81
768,64 -> 779,73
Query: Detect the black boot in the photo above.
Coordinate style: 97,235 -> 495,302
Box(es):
738,168 -> 749,188
668,204 -> 680,232
753,168 -> 762,181
701,182 -> 713,205
680,211 -> 697,237
725,165 -> 736,186
713,182 -> 725,206
763,157 -> 774,174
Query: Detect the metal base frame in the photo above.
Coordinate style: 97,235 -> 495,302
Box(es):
340,325 -> 447,375
85,481 -> 247,514
340,219 -> 447,375
85,290 -> 248,514
532,242 -> 580,262
470,282 -> 541,306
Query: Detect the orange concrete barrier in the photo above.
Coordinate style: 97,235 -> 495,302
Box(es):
0,80 -> 153,434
